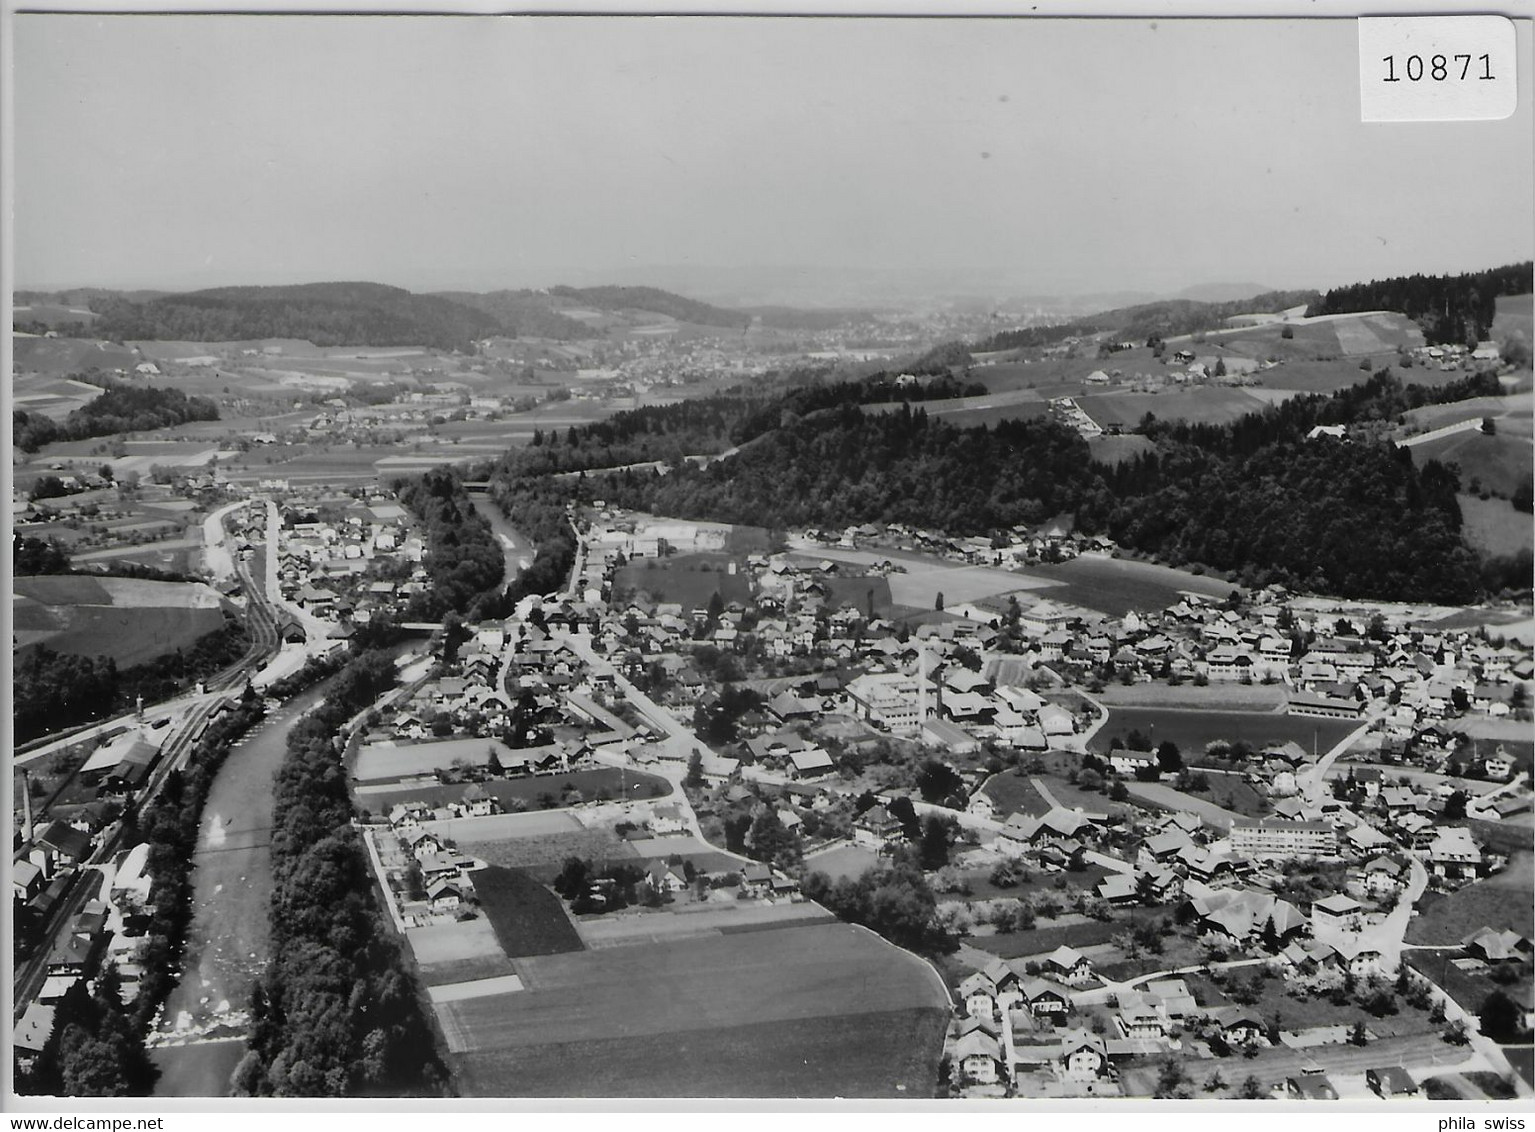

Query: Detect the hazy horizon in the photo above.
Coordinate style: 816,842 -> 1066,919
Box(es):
13,16 -> 1534,307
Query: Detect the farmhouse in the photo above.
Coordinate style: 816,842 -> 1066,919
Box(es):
1462,926 -> 1532,964
1426,826 -> 1481,880
1019,977 -> 1070,1021
1287,1074 -> 1340,1100
959,972 -> 1001,1022
1042,945 -> 1094,987
1366,1066 -> 1419,1098
952,1029 -> 1005,1085
1059,1029 -> 1110,1081
1207,1008 -> 1265,1049
645,861 -> 689,896
788,746 -> 836,779
853,804 -> 904,851
1310,893 -> 1365,932
1109,748 -> 1158,777
650,802 -> 689,836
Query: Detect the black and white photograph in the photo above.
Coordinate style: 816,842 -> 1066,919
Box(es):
6,7 -> 1535,1108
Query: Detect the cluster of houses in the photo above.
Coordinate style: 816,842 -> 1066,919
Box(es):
373,818 -> 482,925
735,533 -> 1533,753
566,516 -> 1531,810
1410,341 -> 1505,370
949,954 -> 1227,1096
13,842 -> 157,1073
936,765 -> 1527,1099
13,701 -> 240,966
944,881 -> 1527,1099
273,495 -> 425,638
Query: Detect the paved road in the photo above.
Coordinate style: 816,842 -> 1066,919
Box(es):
552,631 -> 714,842
1298,720 -> 1374,803
263,498 -> 332,645
1314,849 -> 1429,972
1399,417 -> 1485,448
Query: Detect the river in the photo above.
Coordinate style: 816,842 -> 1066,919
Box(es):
150,680 -> 333,1097
465,488 -> 534,591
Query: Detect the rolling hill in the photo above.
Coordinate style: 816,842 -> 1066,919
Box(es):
430,290 -> 596,340
974,289 -> 1321,353
91,281 -> 507,352
1308,262 -> 1532,346
61,280 -> 766,349
547,285 -> 751,330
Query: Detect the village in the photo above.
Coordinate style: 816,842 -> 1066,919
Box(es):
263,502 -> 1534,1100
10,462 -> 1535,1105
12,486 -> 1534,1099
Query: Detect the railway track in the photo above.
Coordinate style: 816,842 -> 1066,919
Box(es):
205,549 -> 283,693
12,540 -> 284,1022
12,692 -> 225,1021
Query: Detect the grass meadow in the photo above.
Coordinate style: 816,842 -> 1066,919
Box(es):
440,921 -> 949,1096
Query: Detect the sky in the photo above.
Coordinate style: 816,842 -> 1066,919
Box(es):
12,15 -> 1535,303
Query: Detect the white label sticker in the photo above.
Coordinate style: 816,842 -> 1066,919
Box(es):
1359,16 -> 1518,122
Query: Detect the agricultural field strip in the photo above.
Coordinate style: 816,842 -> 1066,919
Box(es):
426,975 -> 525,1003
791,545 -> 1054,607
573,902 -> 829,947
404,919 -> 505,966
449,1007 -> 949,1099
1093,706 -> 1358,755
437,922 -> 943,1054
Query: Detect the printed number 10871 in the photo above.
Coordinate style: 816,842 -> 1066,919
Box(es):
1382,53 -> 1494,82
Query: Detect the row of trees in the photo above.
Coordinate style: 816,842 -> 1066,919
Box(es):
235,649 -> 450,1097
14,382 -> 219,453
799,863 -> 957,956
15,534 -> 194,583
491,478 -> 577,606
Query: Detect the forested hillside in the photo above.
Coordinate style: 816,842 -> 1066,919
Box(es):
975,289 -> 1319,353
486,367 -> 1513,605
92,282 -> 504,351
1308,262 -> 1532,346
14,382 -> 220,451
429,290 -> 594,340
548,285 -> 751,329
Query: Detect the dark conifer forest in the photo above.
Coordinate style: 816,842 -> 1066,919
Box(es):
485,367 -> 1517,606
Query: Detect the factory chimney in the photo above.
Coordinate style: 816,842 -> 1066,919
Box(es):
918,645 -> 931,724
19,769 -> 34,844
